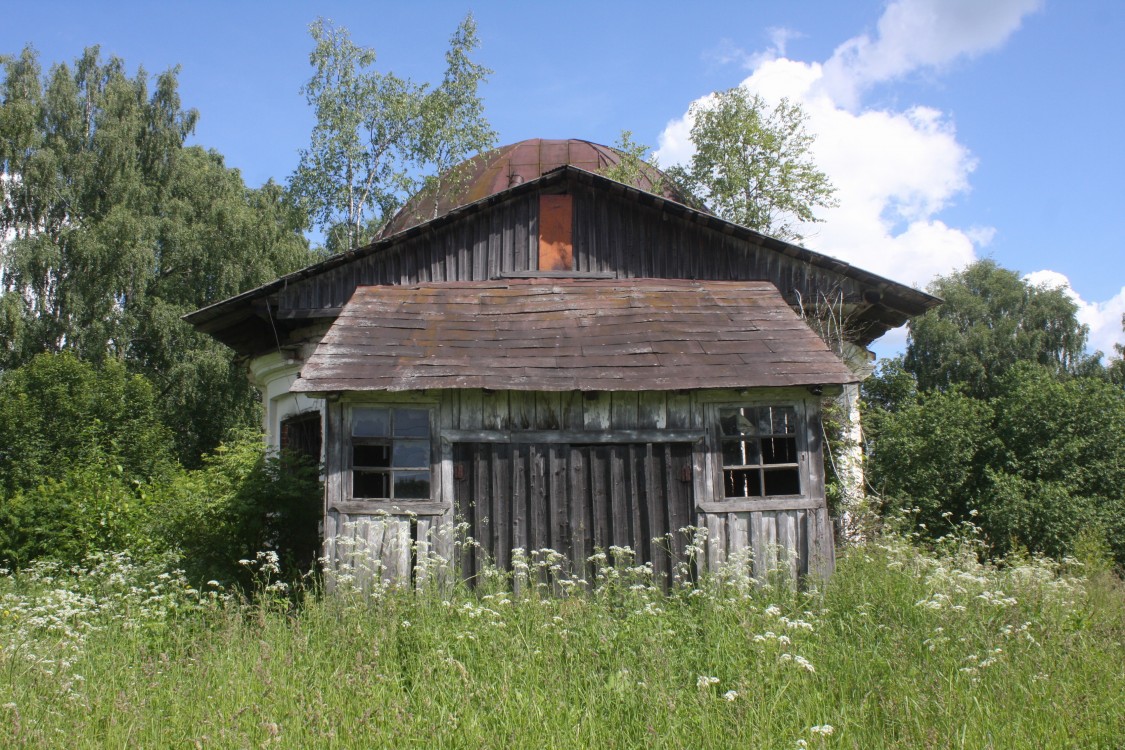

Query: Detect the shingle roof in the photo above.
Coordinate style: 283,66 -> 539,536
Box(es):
291,279 -> 859,393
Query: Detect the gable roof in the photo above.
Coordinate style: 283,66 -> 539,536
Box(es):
291,279 -> 859,394
186,165 -> 938,353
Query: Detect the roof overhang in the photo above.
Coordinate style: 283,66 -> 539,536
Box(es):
291,279 -> 860,394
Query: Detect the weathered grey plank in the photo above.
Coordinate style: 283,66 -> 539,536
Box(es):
706,513 -> 726,571
583,392 -> 611,431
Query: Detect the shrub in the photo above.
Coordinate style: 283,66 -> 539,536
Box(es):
153,430 -> 322,585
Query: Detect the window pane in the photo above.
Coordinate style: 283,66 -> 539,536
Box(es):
722,439 -> 759,467
353,408 -> 390,437
354,471 -> 390,498
764,468 -> 801,496
724,468 -> 762,498
394,471 -> 431,499
353,443 -> 391,468
771,406 -> 797,435
719,408 -> 757,436
394,409 -> 429,438
392,439 -> 429,468
761,436 -> 798,464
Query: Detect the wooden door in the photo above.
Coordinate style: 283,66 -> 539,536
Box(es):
452,441 -> 695,586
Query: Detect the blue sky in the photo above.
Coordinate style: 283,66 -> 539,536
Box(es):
3,0 -> 1123,358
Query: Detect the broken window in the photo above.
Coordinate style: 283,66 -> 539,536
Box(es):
350,407 -> 431,500
719,405 -> 801,498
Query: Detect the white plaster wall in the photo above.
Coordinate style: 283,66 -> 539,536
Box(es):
247,351 -> 323,452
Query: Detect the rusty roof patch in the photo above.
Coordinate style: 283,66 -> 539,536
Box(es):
291,279 -> 859,393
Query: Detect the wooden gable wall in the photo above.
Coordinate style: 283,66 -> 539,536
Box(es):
274,181 -> 872,320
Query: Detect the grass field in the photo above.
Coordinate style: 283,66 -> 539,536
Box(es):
1,529 -> 1122,749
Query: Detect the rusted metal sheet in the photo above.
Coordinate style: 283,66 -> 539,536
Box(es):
378,138 -> 685,238
291,279 -> 859,394
538,195 -> 573,271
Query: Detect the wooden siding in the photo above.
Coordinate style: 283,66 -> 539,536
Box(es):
278,192 -> 541,313
454,441 -> 695,586
275,183 -> 873,321
321,388 -> 834,587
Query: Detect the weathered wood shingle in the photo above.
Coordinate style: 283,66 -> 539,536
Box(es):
291,279 -> 858,393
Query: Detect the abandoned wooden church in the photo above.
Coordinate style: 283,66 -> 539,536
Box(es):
187,138 -> 937,586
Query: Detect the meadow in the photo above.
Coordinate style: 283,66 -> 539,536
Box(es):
1,526 -> 1122,749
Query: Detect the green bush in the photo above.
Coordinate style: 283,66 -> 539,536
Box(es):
153,430 -> 322,585
0,454 -> 160,567
866,388 -> 993,534
0,352 -> 175,496
866,363 -> 1125,566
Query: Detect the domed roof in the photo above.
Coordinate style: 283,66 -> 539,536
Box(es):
379,138 -> 693,238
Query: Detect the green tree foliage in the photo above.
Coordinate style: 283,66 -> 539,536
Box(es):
0,353 -> 174,565
290,14 -> 495,250
0,352 -> 173,495
866,262 -> 1125,566
152,431 -> 322,584
984,365 -> 1125,562
414,14 -> 497,221
666,88 -> 837,242
0,47 -> 315,462
1108,314 -> 1125,386
904,260 -> 1093,399
866,388 -> 993,534
597,130 -> 665,195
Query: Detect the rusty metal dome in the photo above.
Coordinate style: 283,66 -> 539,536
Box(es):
378,138 -> 694,238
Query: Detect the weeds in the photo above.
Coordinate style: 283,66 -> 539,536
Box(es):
0,526 -> 1121,748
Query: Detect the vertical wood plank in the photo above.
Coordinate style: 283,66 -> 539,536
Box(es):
750,511 -> 764,580
561,390 -> 584,431
492,442 -> 512,573
414,517 -> 431,588
731,511 -> 750,566
610,392 -> 639,430
510,391 -> 535,430
324,510 -> 338,579
645,443 -> 670,586
583,392 -> 610,431
482,390 -> 509,430
568,444 -> 589,582
534,391 -> 562,430
706,513 -> 726,571
549,443 -> 569,559
666,391 -> 692,429
511,441 -> 528,559
636,392 -> 667,430
627,444 -> 647,565
528,442 -> 547,552
609,444 -> 630,549
764,511 -> 778,577
459,389 -> 483,430
589,445 -> 610,555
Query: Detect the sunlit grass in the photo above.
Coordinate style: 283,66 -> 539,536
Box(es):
1,531 -> 1122,748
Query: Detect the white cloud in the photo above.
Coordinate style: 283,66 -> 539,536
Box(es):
820,0 -> 1044,109
654,0 -> 1038,295
1024,271 -> 1125,358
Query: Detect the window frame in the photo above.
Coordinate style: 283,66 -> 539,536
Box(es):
346,405 -> 436,504
702,397 -> 818,512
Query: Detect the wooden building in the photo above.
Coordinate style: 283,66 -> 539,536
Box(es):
186,139 -> 938,586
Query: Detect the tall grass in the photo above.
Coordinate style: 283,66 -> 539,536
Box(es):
1,531 -> 1122,748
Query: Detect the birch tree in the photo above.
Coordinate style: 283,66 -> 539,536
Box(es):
290,14 -> 495,251
668,87 -> 836,243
